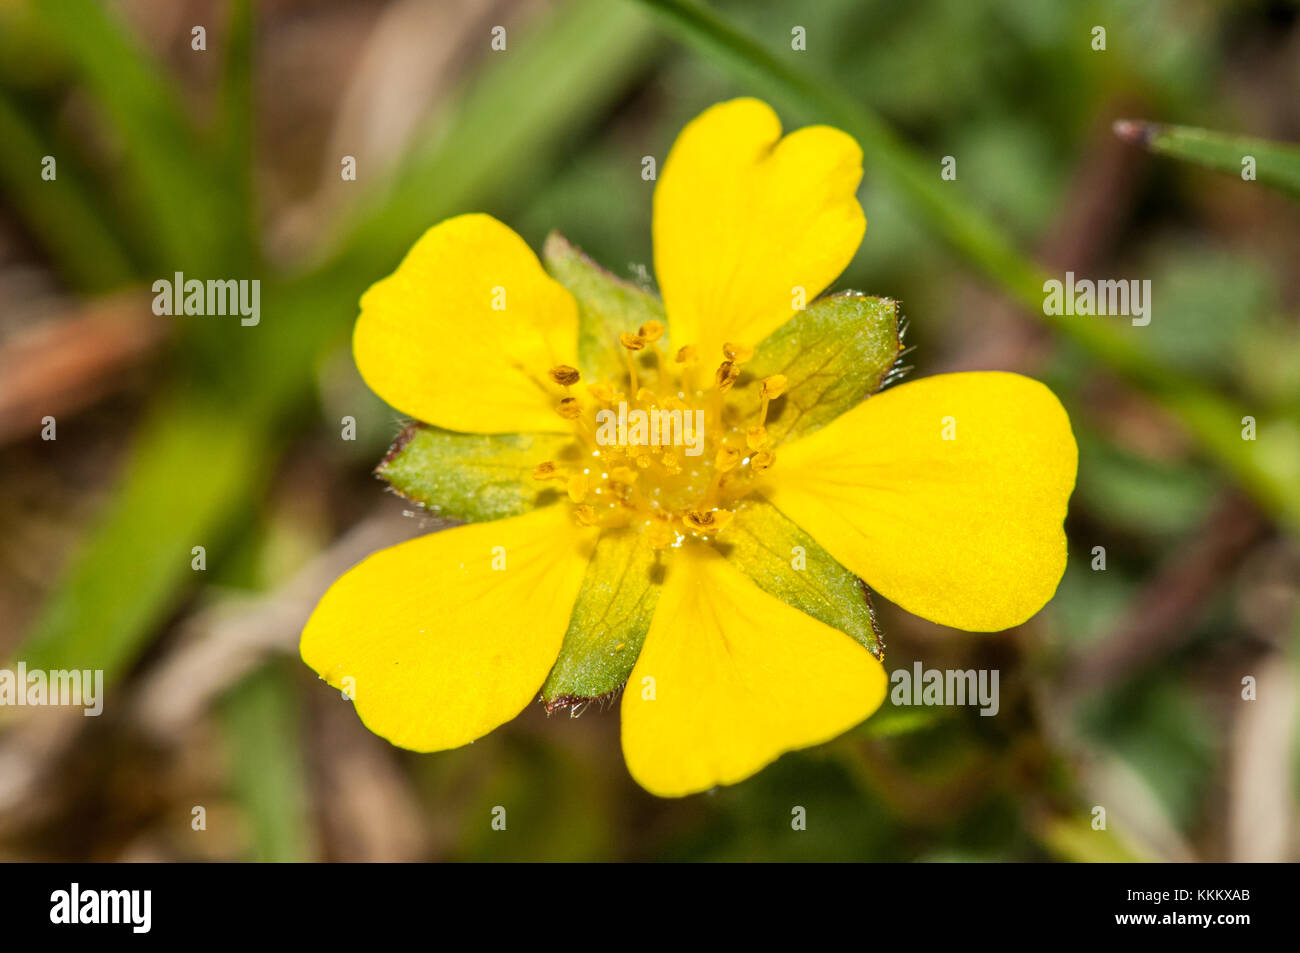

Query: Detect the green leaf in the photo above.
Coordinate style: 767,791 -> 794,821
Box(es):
718,498 -> 883,658
1114,120 -> 1300,201
859,706 -> 942,738
541,527 -> 662,709
543,231 -> 668,385
732,293 -> 902,444
377,423 -> 580,523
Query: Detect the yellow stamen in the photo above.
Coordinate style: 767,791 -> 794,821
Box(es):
638,320 -> 665,342
746,426 -> 768,450
675,345 -> 698,395
750,450 -> 776,473
760,374 -> 787,400
567,473 -> 588,502
757,373 -> 787,429
558,395 -> 595,443
715,361 -> 740,393
574,504 -> 597,526
715,447 -> 741,472
637,322 -> 668,391
709,361 -> 739,433
683,508 -> 734,535
532,461 -> 560,481
549,364 -> 581,387
588,380 -> 614,402
723,342 -> 754,364
621,332 -> 645,393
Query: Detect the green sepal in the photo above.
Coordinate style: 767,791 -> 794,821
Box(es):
376,423 -> 580,523
718,497 -> 884,659
543,231 -> 669,385
731,293 -> 903,445
541,527 -> 663,711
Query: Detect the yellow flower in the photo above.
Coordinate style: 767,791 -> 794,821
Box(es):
300,98 -> 1078,798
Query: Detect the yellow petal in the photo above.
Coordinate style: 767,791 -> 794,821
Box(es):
301,506 -> 596,751
652,98 -> 865,362
765,372 -> 1077,632
354,214 -> 579,434
621,544 -> 887,797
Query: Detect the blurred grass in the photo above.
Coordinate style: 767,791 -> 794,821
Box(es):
222,662 -> 314,862
20,396 -> 265,680
0,94 -> 134,289
31,0 -> 241,272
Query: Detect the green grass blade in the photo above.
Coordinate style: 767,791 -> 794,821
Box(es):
1115,120 -> 1300,200
222,662 -> 314,862
218,0 -> 259,266
31,0 -> 239,270
0,92 -> 134,289
16,395 -> 268,681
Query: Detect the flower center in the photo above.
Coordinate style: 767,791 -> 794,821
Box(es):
533,321 -> 786,549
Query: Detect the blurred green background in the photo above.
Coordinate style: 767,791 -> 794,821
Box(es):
1,0 -> 1298,861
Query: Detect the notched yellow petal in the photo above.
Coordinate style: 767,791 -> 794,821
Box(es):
620,544 -> 887,797
354,213 -> 578,434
